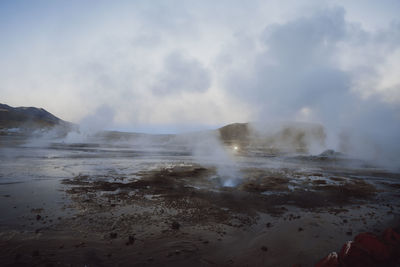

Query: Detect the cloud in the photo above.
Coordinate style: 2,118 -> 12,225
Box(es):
152,52 -> 211,95
224,7 -> 351,121
0,1 -> 399,160
79,105 -> 116,132
215,5 -> 400,118
216,6 -> 400,165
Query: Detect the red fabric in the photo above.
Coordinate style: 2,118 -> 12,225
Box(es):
315,228 -> 400,267
383,228 -> 400,247
338,241 -> 376,267
354,232 -> 391,261
315,252 -> 340,267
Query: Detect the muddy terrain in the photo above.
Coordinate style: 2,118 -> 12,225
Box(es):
0,137 -> 399,266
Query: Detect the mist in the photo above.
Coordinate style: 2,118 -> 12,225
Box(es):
2,2 -> 400,265
1,1 -> 399,168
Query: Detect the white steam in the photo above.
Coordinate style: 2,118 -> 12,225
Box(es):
189,132 -> 242,187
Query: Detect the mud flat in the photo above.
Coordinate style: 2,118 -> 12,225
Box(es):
0,140 -> 399,266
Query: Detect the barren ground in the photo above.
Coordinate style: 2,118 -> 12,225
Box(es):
0,139 -> 399,266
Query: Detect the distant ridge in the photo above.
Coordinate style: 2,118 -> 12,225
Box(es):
0,103 -> 326,153
0,104 -> 74,135
218,122 -> 250,143
217,121 -> 326,153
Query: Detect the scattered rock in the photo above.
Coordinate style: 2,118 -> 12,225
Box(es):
126,235 -> 135,245
109,232 -> 118,239
14,253 -> 21,261
319,149 -> 342,157
346,230 -> 352,236
75,242 -> 85,248
32,250 -> 40,257
171,221 -> 180,230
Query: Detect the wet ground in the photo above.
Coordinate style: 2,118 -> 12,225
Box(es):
0,137 -> 399,266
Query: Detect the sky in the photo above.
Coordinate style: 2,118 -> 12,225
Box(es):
0,0 -> 400,142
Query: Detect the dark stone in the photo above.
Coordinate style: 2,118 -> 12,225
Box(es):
32,250 -> 40,257
171,221 -> 180,230
346,231 -> 353,236
14,253 -> 21,261
126,235 -> 135,245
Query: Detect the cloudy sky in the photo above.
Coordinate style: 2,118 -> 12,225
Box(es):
1,0 -> 400,140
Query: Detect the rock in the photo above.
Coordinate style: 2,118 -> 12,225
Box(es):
109,232 -> 118,239
126,235 -> 135,245
318,149 -> 342,157
14,253 -> 21,261
75,242 -> 85,248
32,250 -> 40,257
298,227 -> 303,232
346,230 -> 353,236
171,221 -> 180,230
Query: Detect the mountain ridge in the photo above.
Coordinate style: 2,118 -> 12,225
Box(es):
0,104 -> 326,153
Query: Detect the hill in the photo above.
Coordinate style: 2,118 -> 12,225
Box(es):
217,122 -> 326,154
0,103 -> 73,135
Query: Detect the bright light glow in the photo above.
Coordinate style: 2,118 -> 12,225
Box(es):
233,146 -> 239,151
